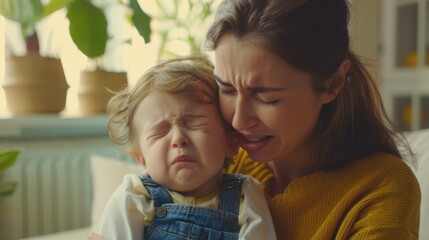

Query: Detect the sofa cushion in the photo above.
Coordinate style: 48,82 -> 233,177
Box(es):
404,128 -> 429,239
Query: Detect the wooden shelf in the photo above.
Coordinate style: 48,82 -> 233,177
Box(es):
381,0 -> 429,131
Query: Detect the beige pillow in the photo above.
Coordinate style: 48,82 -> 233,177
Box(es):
90,154 -> 144,230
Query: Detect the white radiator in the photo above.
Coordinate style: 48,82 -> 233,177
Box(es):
0,137 -> 129,240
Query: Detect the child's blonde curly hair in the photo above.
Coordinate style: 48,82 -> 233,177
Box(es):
107,55 -> 221,156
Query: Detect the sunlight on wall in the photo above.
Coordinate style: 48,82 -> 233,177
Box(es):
0,17 -> 5,113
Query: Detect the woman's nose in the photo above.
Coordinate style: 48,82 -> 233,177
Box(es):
171,128 -> 188,148
231,96 -> 258,131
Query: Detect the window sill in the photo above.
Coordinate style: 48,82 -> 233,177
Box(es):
0,113 -> 109,139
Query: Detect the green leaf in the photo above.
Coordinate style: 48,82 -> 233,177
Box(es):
0,0 -> 43,25
0,182 -> 17,201
129,0 -> 151,43
41,0 -> 75,19
0,150 -> 19,172
67,0 -> 108,58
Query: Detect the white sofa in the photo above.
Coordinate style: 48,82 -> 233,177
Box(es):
405,129 -> 429,240
21,129 -> 429,240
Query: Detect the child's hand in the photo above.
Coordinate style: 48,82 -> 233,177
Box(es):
87,232 -> 105,240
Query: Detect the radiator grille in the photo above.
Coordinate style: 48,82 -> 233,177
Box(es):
0,137 -> 129,239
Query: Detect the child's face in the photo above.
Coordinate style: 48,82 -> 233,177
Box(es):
132,90 -> 232,197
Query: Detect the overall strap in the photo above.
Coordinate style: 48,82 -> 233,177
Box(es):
139,176 -> 173,207
219,173 -> 245,215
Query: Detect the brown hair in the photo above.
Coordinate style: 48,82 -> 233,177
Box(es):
107,56 -> 218,155
206,0 -> 414,169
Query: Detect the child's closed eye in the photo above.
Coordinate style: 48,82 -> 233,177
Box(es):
146,129 -> 169,140
185,120 -> 208,129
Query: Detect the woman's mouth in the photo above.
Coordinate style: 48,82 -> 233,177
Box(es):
235,133 -> 272,153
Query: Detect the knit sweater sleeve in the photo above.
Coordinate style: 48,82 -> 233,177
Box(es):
338,157 -> 421,240
250,153 -> 420,240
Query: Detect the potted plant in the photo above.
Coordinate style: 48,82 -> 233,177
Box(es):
0,0 -> 150,114
65,0 -> 151,114
153,0 -> 215,59
0,150 -> 19,201
0,0 -> 70,114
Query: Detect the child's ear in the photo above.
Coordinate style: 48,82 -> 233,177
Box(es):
131,151 -> 146,168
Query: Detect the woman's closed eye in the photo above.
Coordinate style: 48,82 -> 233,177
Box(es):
215,75 -> 236,96
219,88 -> 237,96
254,94 -> 279,106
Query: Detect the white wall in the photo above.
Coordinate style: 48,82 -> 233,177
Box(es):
349,0 -> 380,61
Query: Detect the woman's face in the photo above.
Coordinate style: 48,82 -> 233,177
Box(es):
214,33 -> 333,165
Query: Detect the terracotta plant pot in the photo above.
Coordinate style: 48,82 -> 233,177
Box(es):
78,69 -> 128,114
2,53 -> 69,114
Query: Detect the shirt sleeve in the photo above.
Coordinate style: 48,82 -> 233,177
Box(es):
94,174 -> 155,240
238,176 -> 277,240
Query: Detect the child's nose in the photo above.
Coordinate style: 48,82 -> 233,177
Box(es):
171,128 -> 188,148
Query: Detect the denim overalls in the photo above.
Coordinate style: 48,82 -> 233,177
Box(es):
140,174 -> 245,240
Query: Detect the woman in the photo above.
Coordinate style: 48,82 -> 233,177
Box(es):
205,0 -> 421,239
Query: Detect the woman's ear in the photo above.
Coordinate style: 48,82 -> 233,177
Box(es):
320,59 -> 350,104
131,151 -> 146,168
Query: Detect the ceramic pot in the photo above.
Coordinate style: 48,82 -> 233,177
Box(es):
2,53 -> 69,114
78,69 -> 127,114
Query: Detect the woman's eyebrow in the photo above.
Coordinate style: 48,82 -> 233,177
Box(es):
214,75 -> 232,86
214,75 -> 284,93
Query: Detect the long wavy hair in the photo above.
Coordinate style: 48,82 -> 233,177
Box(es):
205,0 -> 414,169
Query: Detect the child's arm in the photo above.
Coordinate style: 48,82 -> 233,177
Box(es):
91,174 -> 152,239
239,176 -> 277,240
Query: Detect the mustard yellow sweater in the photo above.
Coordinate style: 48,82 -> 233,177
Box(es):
228,149 -> 421,240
